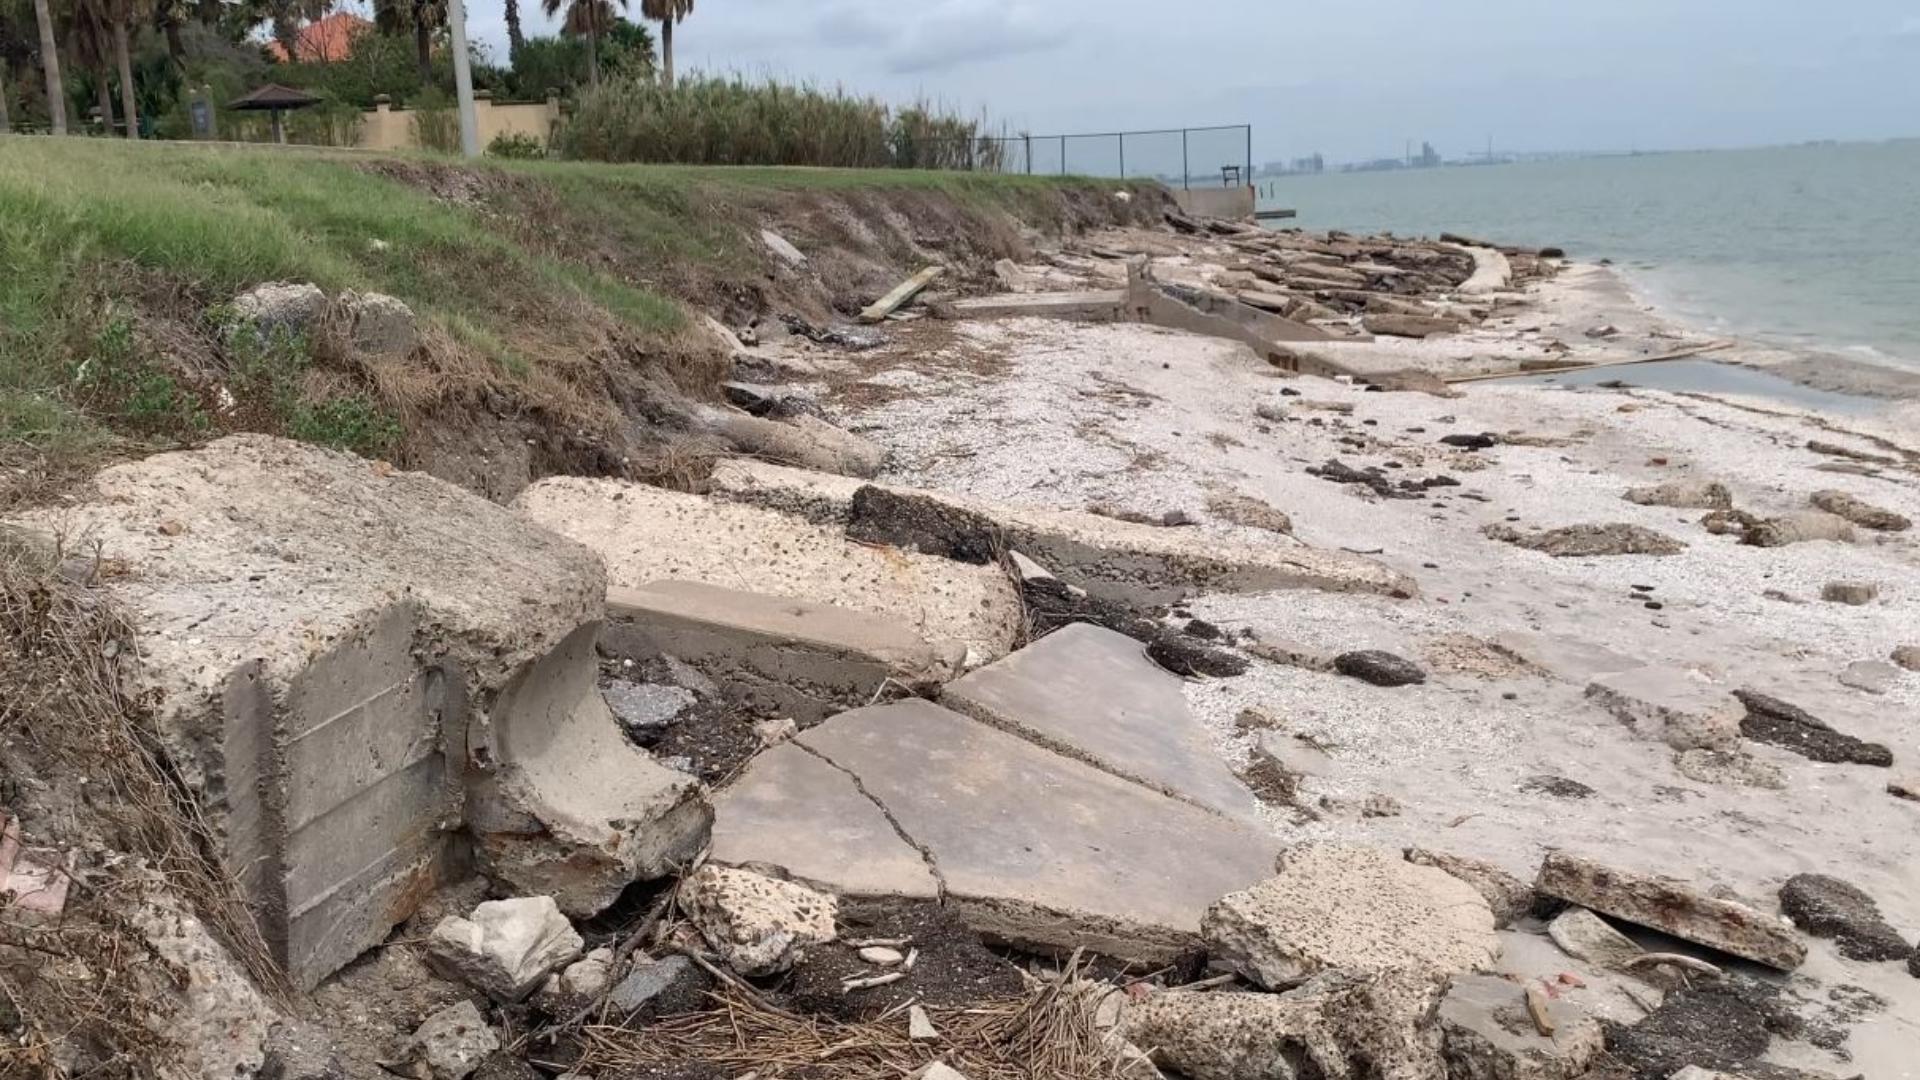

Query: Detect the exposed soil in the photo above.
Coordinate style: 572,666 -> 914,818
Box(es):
779,899 -> 1026,1021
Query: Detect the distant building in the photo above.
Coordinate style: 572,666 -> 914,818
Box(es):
265,13 -> 372,63
1417,141 -> 1442,168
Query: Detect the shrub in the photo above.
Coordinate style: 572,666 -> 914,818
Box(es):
553,74 -> 1005,170
488,132 -> 547,159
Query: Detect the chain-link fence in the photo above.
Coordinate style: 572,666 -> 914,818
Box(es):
903,124 -> 1253,186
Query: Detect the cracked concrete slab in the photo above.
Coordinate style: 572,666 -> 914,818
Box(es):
941,623 -> 1262,820
602,581 -> 959,723
515,476 -> 1021,661
708,458 -> 1417,605
797,699 -> 1282,961
708,743 -> 939,900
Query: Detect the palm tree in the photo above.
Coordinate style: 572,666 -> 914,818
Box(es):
66,0 -> 115,133
109,0 -> 144,137
373,0 -> 443,85
637,0 -> 687,87
31,0 -> 67,133
502,0 -> 522,58
540,0 -> 622,89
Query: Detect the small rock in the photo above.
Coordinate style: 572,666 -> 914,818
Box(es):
403,1002 -> 498,1080
1365,312 -> 1462,338
1778,874 -> 1913,962
1404,849 -> 1535,929
1892,645 -> 1920,672
1743,511 -> 1855,548
1203,843 -> 1498,989
601,681 -> 695,740
1206,493 -> 1294,535
262,1021 -> 345,1080
1546,907 -> 1643,970
908,1004 -> 939,1041
1121,972 -> 1448,1080
231,282 -> 327,341
682,865 -> 838,977
1333,650 -> 1427,687
1839,660 -> 1899,695
1889,774 -> 1920,803
1535,852 -> 1806,970
1483,522 -> 1686,557
858,946 -> 905,966
1147,631 -> 1249,678
761,229 -> 809,269
343,291 -> 419,357
553,948 -> 614,1001
1519,774 -> 1596,800
1161,508 -> 1197,527
1438,973 -> 1604,1080
1440,433 -> 1498,450
914,1063 -> 969,1080
1734,690 -> 1892,767
1623,479 -> 1732,509
426,897 -> 584,1003
1254,403 -> 1289,423
1810,489 -> 1910,532
1820,581 -> 1878,606
607,954 -> 711,1018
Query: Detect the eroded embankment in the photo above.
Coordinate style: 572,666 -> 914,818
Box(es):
0,140 -> 1168,508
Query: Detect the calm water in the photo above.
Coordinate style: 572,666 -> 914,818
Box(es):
1258,141 -> 1920,371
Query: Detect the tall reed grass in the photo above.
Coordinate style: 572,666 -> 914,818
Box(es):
554,74 -> 1009,170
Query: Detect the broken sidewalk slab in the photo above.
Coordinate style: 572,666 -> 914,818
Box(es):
1585,666 -> 1743,751
709,742 -> 940,900
516,476 -> 1020,665
706,458 -> 1418,606
796,699 -> 1282,961
1534,853 -> 1806,971
5,435 -> 701,989
860,266 -> 945,323
942,289 -> 1128,321
941,623 -> 1262,820
604,581 -> 959,724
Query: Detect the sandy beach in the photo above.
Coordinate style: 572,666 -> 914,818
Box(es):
747,233 -> 1920,1077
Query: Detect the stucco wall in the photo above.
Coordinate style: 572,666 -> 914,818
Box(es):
357,94 -> 563,152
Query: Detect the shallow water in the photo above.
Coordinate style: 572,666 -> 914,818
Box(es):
1500,358 -> 1885,415
1259,141 -> 1920,372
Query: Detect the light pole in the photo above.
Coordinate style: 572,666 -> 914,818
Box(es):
447,0 -> 480,157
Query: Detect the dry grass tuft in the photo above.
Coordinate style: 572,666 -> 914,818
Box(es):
574,963 -> 1143,1080
0,533 -> 290,1076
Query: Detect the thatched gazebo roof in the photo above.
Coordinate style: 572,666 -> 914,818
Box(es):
227,84 -> 323,112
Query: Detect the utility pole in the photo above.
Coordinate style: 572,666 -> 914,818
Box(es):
447,0 -> 480,157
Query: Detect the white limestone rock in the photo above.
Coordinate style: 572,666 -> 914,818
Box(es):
426,896 -> 584,1003
682,865 -> 838,977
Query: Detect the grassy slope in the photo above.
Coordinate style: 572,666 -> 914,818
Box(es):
0,138 -> 1157,501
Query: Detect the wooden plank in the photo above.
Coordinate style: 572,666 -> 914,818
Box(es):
859,267 -> 945,324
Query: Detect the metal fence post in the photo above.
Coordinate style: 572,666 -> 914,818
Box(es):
1245,125 -> 1252,189
1182,129 -> 1190,189
1060,135 -> 1067,176
1025,134 -> 1032,175
1119,133 -> 1125,178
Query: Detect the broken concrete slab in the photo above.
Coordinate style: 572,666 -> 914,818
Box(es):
1534,853 -> 1805,970
1732,690 -> 1893,767
1586,667 -> 1743,751
4,435 -> 683,989
1439,974 -> 1603,1080
761,228 -> 808,269
1809,490 -> 1909,532
1363,313 -> 1462,338
608,954 -> 711,1019
1547,908 -> 1645,970
945,290 -> 1128,321
682,865 -> 839,977
709,743 -> 939,900
1121,971 -> 1448,1080
425,896 -> 584,1003
603,581 -> 958,724
1483,522 -> 1687,557
1204,843 -> 1500,989
798,700 -> 1281,961
1742,511 -> 1856,548
941,623 -> 1262,820
1404,849 -> 1535,929
706,458 -> 1418,605
517,477 -> 1020,665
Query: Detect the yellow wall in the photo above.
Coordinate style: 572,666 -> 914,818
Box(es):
357,94 -> 564,152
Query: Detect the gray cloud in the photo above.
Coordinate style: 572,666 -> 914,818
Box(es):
879,2 -> 1069,74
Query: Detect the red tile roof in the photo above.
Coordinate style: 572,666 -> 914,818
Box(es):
266,12 -> 373,63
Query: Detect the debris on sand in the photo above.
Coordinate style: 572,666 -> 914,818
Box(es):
1206,493 -> 1294,535
1333,649 -> 1429,687
1741,511 -> 1856,548
1810,490 -> 1911,532
1483,522 -> 1687,557
1819,581 -> 1879,606
425,896 -> 584,1003
1535,853 -> 1806,970
1777,874 -> 1914,963
1624,479 -> 1733,510
1733,690 -> 1893,767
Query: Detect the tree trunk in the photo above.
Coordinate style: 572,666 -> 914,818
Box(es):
272,15 -> 300,59
114,19 -> 139,139
1,72 -> 11,134
96,64 -> 115,135
503,0 -> 524,59
660,16 -> 672,87
32,0 -> 68,135
414,18 -> 431,84
585,23 -> 599,89
164,17 -> 186,66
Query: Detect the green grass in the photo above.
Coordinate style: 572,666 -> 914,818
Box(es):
0,137 -> 1147,486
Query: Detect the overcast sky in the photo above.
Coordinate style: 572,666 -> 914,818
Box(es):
436,0 -> 1920,165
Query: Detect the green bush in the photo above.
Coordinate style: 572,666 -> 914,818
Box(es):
553,74 -> 1006,170
488,132 -> 547,159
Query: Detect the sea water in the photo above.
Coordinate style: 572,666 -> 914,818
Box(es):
1259,140 -> 1920,372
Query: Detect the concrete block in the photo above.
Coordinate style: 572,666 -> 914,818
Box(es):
1585,666 -> 1743,751
942,623 -> 1261,820
944,290 -> 1127,321
603,581 -> 959,724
